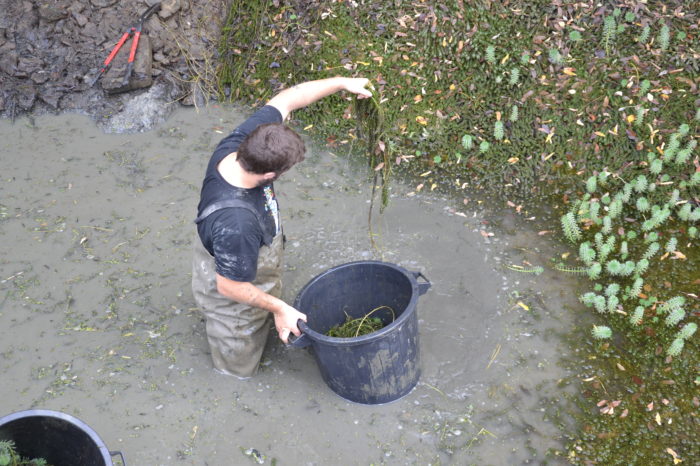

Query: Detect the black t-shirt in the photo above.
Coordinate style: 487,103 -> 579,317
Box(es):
196,105 -> 283,282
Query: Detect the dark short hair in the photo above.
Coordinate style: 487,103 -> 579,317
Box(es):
237,123 -> 306,175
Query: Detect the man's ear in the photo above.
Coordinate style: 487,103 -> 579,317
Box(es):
262,172 -> 277,181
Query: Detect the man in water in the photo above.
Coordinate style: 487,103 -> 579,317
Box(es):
192,77 -> 372,378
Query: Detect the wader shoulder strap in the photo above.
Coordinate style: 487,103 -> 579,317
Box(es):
194,199 -> 273,246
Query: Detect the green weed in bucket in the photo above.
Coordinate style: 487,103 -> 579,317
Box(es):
0,440 -> 50,466
326,306 -> 395,338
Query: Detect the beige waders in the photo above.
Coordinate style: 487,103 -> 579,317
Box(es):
191,233 -> 284,378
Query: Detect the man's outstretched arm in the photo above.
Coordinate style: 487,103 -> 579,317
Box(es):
267,76 -> 372,120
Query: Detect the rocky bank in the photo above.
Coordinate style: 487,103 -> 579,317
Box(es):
0,0 -> 225,132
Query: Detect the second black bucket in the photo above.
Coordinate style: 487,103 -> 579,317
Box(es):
291,261 -> 430,404
0,409 -> 124,466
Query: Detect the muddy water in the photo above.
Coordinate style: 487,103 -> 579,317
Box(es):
1,107 -> 581,465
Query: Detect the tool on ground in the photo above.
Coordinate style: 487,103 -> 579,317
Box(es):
90,2 -> 161,87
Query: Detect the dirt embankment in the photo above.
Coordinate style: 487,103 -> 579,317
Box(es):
0,0 -> 224,131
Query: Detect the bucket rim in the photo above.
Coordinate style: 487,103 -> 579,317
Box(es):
293,260 -> 421,346
0,409 -> 113,463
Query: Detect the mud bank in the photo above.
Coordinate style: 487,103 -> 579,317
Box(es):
0,0 -> 223,132
0,106 -> 581,464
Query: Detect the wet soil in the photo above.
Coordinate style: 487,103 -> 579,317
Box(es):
0,107 -> 582,464
0,0 -> 223,132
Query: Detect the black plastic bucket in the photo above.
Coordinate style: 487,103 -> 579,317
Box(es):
0,409 -> 125,466
291,261 -> 431,404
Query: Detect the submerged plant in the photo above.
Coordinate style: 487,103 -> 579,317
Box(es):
638,24 -> 651,43
667,338 -> 684,356
657,24 -> 671,51
461,134 -> 474,150
485,45 -> 496,64
561,212 -> 582,243
494,120 -> 504,140
602,16 -> 616,51
630,306 -> 644,325
509,105 -> 519,122
677,322 -> 697,340
509,67 -> 520,86
592,325 -> 612,339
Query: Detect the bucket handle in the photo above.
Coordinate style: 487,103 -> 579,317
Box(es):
110,450 -> 126,465
412,271 -> 431,296
287,319 -> 312,348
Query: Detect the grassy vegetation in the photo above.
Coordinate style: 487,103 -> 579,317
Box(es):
215,0 -> 698,463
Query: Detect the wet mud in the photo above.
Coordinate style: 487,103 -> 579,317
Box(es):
1,106 -> 582,464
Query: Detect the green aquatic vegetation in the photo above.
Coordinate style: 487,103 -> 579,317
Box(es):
561,212 -> 581,243
630,305 -> 644,325
602,15 -> 616,51
585,176 -> 597,194
666,337 -> 684,356
579,242 -> 596,265
665,307 -> 686,327
637,24 -> 650,44
649,158 -> 662,175
494,121 -> 504,141
628,277 -> 643,298
587,262 -> 602,280
658,296 -> 685,314
485,45 -> 496,64
665,237 -> 677,253
0,440 -> 49,466
642,242 -> 660,260
509,67 -> 520,86
569,30 -> 582,42
509,105 -> 519,122
591,325 -> 612,339
605,283 -> 620,297
325,306 -> 395,338
461,134 -> 474,150
677,322 -> 697,340
657,24 -> 671,51
633,175 -> 648,193
479,140 -> 490,153
635,197 -> 650,212
548,48 -> 562,65
634,106 -> 645,126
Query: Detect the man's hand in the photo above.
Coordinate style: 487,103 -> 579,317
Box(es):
343,77 -> 372,99
273,304 -> 307,344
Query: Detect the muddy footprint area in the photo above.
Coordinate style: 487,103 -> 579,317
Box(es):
0,107 -> 580,465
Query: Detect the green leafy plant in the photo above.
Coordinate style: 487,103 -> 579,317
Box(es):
494,120 -> 504,141
485,45 -> 496,64
602,15 -> 616,51
592,325 -> 612,339
657,24 -> 670,51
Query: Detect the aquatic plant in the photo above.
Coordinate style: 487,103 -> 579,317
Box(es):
665,308 -> 686,327
637,24 -> 650,43
677,322 -> 697,340
561,212 -> 581,243
461,134 -> 474,151
585,176 -> 597,194
509,67 -> 520,86
485,45 -> 496,64
479,141 -> 490,153
569,30 -> 582,42
592,325 -> 612,339
666,338 -> 684,356
579,242 -> 596,265
630,306 -> 644,325
509,105 -> 519,122
658,296 -> 685,314
548,48 -> 562,65
602,15 -> 616,51
657,24 -> 671,51
494,121 -> 504,141
587,262 -> 602,280
664,237 -> 677,253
